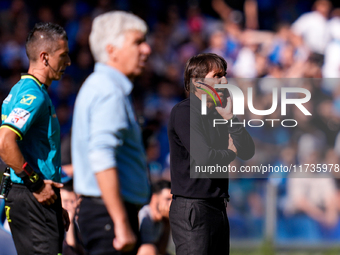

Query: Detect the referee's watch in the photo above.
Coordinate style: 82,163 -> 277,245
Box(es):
16,163 -> 44,192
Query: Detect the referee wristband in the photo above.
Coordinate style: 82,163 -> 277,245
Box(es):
16,163 -> 44,192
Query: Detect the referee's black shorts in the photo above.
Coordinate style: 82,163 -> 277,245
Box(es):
5,184 -> 64,255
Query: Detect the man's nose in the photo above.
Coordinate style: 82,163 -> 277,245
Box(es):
221,76 -> 227,84
66,55 -> 71,66
140,42 -> 151,55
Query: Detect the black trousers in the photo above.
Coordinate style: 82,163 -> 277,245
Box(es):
78,196 -> 141,255
5,184 -> 64,255
169,196 -> 230,255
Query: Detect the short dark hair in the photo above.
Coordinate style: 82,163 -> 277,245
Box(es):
26,22 -> 68,61
152,180 -> 171,194
184,53 -> 227,92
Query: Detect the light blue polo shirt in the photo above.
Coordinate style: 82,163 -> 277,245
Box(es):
1,74 -> 61,183
72,63 -> 150,205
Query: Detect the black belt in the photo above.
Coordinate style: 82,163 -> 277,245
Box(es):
172,195 -> 228,206
80,195 -> 105,205
81,195 -> 143,211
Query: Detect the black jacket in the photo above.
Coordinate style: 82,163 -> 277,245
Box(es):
168,94 -> 255,198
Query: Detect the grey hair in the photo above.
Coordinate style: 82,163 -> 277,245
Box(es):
89,11 -> 148,63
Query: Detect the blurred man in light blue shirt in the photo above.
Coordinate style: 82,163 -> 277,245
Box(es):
71,11 -> 151,255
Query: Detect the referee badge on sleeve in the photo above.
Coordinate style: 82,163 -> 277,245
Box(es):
4,108 -> 31,129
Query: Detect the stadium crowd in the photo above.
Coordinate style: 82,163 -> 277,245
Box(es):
1,0 -> 340,250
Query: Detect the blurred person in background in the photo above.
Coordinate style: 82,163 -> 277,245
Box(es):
232,32 -> 259,78
61,179 -> 84,255
203,29 -> 234,76
323,15 -> 340,79
72,11 -> 151,255
284,134 -> 339,240
291,0 -> 332,55
0,22 -> 71,255
142,129 -> 163,183
138,180 -> 172,255
0,0 -> 29,39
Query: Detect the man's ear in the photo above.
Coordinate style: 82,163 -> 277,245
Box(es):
106,44 -> 117,60
39,52 -> 49,66
192,78 -> 201,88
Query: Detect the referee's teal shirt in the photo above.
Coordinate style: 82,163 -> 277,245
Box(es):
1,74 -> 61,183
72,63 -> 150,205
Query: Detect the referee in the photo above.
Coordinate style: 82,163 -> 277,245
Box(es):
0,22 -> 71,255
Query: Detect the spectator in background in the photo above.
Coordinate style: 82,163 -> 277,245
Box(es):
204,30 -> 234,76
1,22 -> 29,71
72,11 -> 151,254
37,6 -> 55,23
0,0 -> 29,42
285,144 -> 339,240
61,131 -> 73,177
322,16 -> 340,78
291,0 -> 332,55
143,129 -> 163,183
59,1 -> 79,53
61,180 -> 84,255
285,172 -> 339,239
232,31 -> 260,78
138,180 -> 172,255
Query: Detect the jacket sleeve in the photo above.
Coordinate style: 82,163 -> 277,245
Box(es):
172,104 -> 236,167
228,117 -> 255,160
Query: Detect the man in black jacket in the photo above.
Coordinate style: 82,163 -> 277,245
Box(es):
168,53 -> 255,255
